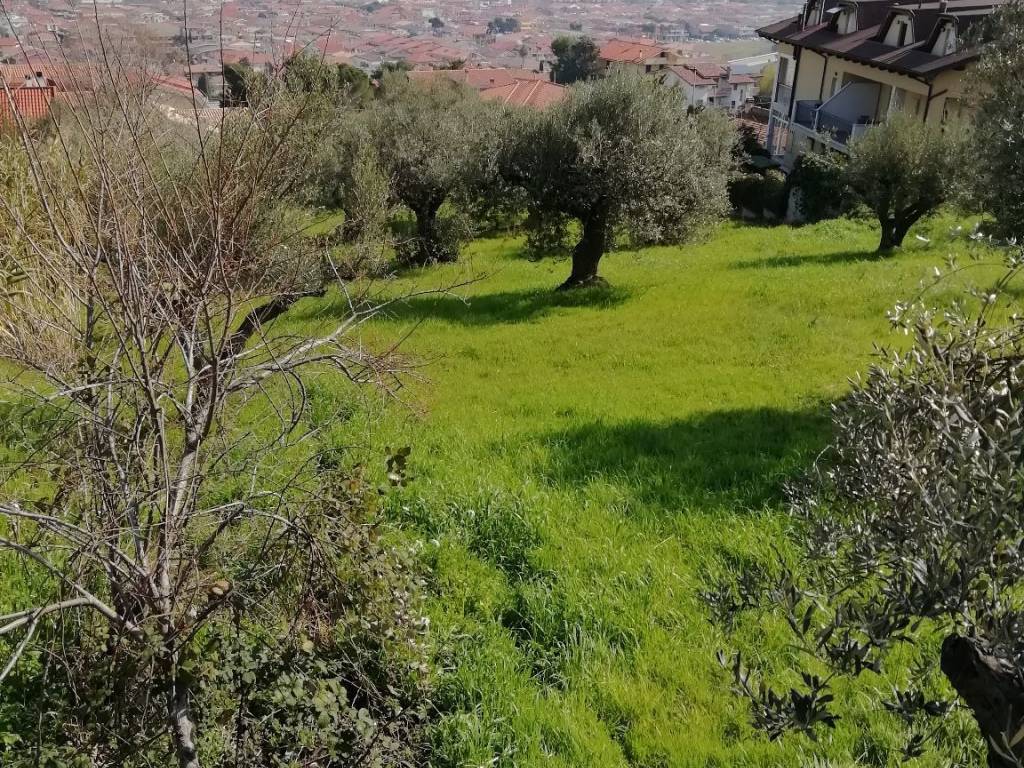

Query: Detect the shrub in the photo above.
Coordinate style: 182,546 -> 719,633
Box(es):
716,250 -> 1024,767
728,171 -> 787,219
785,151 -> 852,223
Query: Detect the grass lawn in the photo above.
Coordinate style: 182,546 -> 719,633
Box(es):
283,215 -> 999,767
5,213 -> 988,766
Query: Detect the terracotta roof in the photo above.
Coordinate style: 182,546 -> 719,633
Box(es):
734,115 -> 769,147
688,61 -> 726,79
728,72 -> 757,85
664,65 -> 716,87
409,67 -> 546,90
757,0 -> 1008,80
480,79 -> 565,108
0,63 -> 90,91
0,84 -> 54,123
599,38 -> 667,63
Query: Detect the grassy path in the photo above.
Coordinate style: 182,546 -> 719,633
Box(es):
286,217 -> 989,767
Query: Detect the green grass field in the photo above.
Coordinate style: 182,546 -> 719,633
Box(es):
281,215 -> 995,767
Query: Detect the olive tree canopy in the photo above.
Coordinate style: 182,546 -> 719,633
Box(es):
713,256 -> 1024,767
843,113 -> 963,253
365,75 -> 496,265
505,72 -> 734,289
969,0 -> 1024,239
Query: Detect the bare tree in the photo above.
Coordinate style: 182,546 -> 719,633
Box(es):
0,40 -> 429,768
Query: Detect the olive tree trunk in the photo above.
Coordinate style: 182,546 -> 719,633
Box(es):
876,204 -> 929,254
941,634 -> 1024,768
558,212 -> 609,291
407,201 -> 456,266
877,217 -> 911,254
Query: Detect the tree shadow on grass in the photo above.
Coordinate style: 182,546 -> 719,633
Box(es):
539,407 -> 831,513
730,250 -> 879,270
366,284 -> 632,327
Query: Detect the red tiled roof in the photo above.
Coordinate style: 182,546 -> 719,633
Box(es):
734,116 -> 769,147
0,85 -> 54,123
150,74 -> 198,97
0,63 -> 101,92
599,38 -> 667,63
728,72 -> 757,85
480,79 -> 565,108
664,65 -> 716,87
688,61 -> 727,79
409,67 -> 545,90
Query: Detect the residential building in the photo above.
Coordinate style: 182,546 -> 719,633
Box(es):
758,0 -> 1004,170
408,66 -> 545,90
1,64 -> 207,125
661,64 -> 717,107
598,38 -> 680,75
661,61 -> 757,111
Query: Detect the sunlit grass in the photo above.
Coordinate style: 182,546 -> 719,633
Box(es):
0,212 -> 999,765
275,213 -> 1006,767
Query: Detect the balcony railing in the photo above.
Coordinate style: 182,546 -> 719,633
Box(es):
794,99 -> 820,128
772,82 -> 792,115
792,99 -> 872,145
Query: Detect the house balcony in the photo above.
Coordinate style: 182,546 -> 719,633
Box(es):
790,81 -> 880,149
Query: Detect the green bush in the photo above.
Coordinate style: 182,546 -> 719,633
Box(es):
728,171 -> 787,219
786,151 -> 854,223
0,466 -> 434,768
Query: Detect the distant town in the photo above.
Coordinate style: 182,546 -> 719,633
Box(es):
0,0 -> 790,80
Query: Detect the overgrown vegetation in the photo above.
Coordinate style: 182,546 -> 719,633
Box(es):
327,215 -> 998,767
715,240 -> 1024,767
0,56 -> 431,768
970,0 -> 1024,239
2,3 -> 1024,765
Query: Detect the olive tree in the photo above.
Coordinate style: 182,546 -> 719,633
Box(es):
366,76 -> 495,265
969,0 -> 1024,239
550,36 -> 603,84
844,113 -> 963,253
282,50 -> 373,106
711,250 -> 1024,767
506,72 -> 734,289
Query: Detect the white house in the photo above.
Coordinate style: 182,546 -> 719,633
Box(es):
661,61 -> 757,111
660,64 -> 717,107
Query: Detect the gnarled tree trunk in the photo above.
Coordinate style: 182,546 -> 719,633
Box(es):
941,633 -> 1024,768
408,200 -> 456,266
558,211 -> 609,291
876,209 -> 923,254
